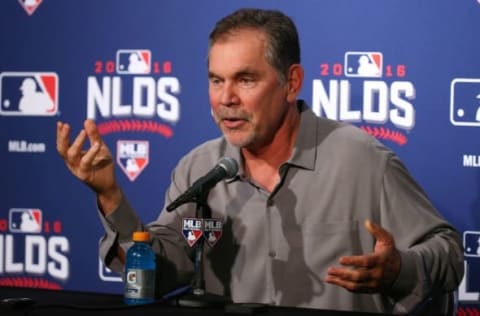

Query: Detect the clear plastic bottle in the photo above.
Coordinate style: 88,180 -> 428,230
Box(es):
124,231 -> 156,305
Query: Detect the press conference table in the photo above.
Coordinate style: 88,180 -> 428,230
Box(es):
0,286 -> 389,316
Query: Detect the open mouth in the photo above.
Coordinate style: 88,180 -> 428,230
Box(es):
222,117 -> 245,129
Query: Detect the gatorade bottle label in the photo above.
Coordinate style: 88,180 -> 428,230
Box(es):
124,269 -> 155,299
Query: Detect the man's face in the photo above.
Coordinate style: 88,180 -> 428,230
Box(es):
208,29 -> 290,150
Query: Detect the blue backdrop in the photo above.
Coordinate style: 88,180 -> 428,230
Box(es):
1,0 -> 479,313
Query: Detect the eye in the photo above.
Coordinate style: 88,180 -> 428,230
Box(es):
239,77 -> 255,88
209,76 -> 222,87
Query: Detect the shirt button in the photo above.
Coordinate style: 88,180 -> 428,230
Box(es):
268,251 -> 276,258
267,199 -> 274,207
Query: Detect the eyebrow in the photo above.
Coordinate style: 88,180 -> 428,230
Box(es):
208,68 -> 258,80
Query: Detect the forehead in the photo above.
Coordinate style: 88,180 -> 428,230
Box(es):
208,29 -> 269,70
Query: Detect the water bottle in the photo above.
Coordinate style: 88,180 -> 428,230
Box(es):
124,231 -> 156,305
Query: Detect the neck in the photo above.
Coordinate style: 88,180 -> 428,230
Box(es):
241,103 -> 301,191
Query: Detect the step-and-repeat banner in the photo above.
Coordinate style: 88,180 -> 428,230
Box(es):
1,0 -> 479,312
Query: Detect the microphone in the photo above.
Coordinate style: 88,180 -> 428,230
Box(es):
166,157 -> 238,212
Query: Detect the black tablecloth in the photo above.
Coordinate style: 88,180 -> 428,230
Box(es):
0,286 -> 387,316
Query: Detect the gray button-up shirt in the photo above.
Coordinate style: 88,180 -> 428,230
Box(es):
99,101 -> 463,314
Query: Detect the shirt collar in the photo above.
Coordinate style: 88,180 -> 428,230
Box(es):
223,141 -> 244,182
222,99 -> 318,181
287,100 -> 317,171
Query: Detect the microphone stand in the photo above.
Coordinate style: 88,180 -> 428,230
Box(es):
170,188 -> 232,308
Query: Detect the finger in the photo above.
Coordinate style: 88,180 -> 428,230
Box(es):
325,267 -> 376,293
325,274 -> 375,293
339,253 -> 376,268
84,119 -> 102,145
364,219 -> 394,245
66,129 -> 87,162
327,266 -> 370,283
78,141 -> 101,170
56,121 -> 71,158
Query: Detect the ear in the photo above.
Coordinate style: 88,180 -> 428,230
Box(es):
286,64 -> 304,103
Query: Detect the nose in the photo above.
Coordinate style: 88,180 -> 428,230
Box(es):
220,82 -> 240,107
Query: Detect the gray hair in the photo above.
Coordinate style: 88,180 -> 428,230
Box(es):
208,8 -> 301,83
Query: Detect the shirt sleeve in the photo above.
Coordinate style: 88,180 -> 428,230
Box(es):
97,186 -> 196,294
97,193 -> 143,275
380,154 -> 464,313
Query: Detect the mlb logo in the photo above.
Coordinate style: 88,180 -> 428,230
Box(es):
344,51 -> 383,78
464,231 -> 480,257
449,78 -> 480,126
116,140 -> 149,181
0,72 -> 59,116
98,258 -> 122,282
182,218 -> 203,247
9,208 -> 42,233
116,49 -> 151,74
18,0 -> 43,16
204,219 -> 222,247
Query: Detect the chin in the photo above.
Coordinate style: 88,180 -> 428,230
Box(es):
221,127 -> 255,147
225,138 -> 245,148
223,134 -> 249,148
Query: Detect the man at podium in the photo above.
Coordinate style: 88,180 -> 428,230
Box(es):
56,7 -> 463,315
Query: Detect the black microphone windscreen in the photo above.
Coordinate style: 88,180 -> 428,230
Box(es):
217,157 -> 238,178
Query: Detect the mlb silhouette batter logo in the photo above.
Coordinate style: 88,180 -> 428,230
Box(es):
116,140 -> 149,181
0,72 -> 58,116
9,208 -> 42,233
344,51 -> 383,78
116,49 -> 151,74
449,78 -> 480,127
17,0 -> 43,16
